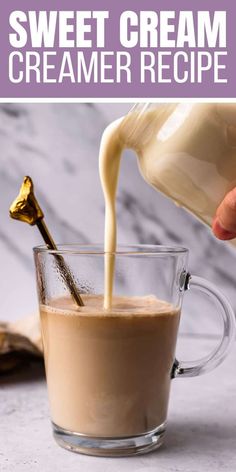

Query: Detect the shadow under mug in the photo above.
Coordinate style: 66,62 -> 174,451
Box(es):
33,244 -> 235,457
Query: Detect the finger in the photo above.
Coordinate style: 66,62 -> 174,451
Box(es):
212,217 -> 236,240
216,188 -> 236,232
212,188 -> 236,239
212,188 -> 236,240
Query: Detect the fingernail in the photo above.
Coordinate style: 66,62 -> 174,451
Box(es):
212,218 -> 236,240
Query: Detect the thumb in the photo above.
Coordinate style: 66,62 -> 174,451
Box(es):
212,188 -> 236,240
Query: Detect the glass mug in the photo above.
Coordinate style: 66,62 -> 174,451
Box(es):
34,244 -> 235,457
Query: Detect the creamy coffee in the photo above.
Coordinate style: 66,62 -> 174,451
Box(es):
40,294 -> 180,437
99,103 -> 236,307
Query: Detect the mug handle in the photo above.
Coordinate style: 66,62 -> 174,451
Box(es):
172,273 -> 235,379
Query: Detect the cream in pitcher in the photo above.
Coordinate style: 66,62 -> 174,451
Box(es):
99,103 -> 236,307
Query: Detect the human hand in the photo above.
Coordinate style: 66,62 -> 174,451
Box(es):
212,188 -> 236,240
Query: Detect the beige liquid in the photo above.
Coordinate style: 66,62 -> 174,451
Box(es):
99,103 -> 236,307
40,294 -> 180,437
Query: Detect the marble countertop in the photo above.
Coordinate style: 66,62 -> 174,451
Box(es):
1,336 -> 236,472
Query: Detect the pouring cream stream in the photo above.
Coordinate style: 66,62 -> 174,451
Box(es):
99,118 -> 123,309
99,103 -> 236,309
99,104 -> 177,309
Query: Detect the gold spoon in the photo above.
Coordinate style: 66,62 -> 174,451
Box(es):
9,176 -> 84,307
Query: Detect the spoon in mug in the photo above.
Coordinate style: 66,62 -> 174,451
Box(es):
9,176 -> 84,307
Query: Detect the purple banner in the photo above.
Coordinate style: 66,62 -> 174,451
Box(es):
0,0 -> 235,98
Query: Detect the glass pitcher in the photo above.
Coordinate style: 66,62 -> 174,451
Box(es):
118,103 -> 236,244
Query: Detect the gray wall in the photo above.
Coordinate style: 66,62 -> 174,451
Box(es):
0,103 -> 235,338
